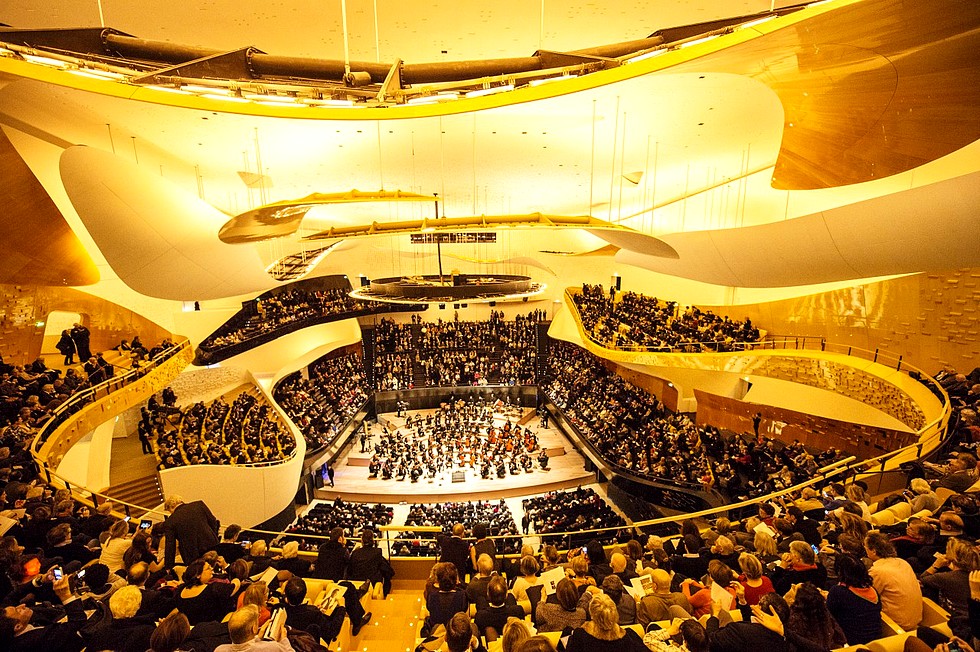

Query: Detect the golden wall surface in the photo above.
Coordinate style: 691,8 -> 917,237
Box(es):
694,389 -> 917,461
0,284 -> 174,365
710,268 -> 980,375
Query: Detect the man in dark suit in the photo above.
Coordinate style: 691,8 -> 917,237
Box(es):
437,523 -> 472,578
474,576 -> 523,639
161,495 -> 219,567
0,575 -> 88,652
70,323 -> 91,361
314,527 -> 350,580
283,576 -> 347,643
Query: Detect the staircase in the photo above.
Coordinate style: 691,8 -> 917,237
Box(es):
101,475 -> 165,516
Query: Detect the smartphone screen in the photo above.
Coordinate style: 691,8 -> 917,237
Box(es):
52,567 -> 63,580
139,519 -> 152,530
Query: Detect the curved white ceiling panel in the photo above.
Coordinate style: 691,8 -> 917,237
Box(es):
614,171 -> 980,287
59,146 -> 280,300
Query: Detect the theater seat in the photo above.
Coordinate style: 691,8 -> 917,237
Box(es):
920,597 -> 953,637
888,502 -> 912,521
864,632 -> 915,652
881,612 -> 905,637
871,510 -> 897,527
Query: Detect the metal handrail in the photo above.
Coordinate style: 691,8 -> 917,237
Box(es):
564,287 -> 948,413
29,315 -> 952,555
31,339 -> 191,455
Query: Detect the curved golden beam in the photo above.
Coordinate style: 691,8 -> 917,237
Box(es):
218,189 -> 438,244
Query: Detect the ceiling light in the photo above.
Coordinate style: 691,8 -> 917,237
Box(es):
202,93 -> 250,103
407,95 -> 441,105
182,84 -> 232,95
465,84 -> 514,98
529,76 -> 568,87
242,92 -> 297,103
304,98 -> 356,107
256,100 -> 303,108
677,35 -> 718,49
145,84 -> 192,95
625,49 -> 668,64
21,53 -> 69,68
69,68 -> 126,81
738,16 -> 777,30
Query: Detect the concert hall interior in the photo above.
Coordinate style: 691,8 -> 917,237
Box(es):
0,0 -> 979,651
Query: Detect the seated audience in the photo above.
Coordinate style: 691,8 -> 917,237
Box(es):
826,553 -> 881,646
865,531 -> 923,631
474,575 -> 524,638
273,352 -> 370,453
565,592 -> 646,652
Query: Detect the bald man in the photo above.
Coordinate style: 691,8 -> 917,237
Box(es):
637,569 -> 692,627
609,552 -> 639,584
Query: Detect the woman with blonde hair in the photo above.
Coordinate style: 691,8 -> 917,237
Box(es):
501,617 -> 532,652
511,555 -> 540,602
238,580 -> 271,628
836,511 -> 869,542
736,552 -> 774,605
920,537 -> 980,640
564,592 -> 647,651
99,519 -> 133,573
751,530 -> 779,564
844,484 -> 871,521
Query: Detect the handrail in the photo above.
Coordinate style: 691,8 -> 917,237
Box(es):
564,287 -> 948,421
31,339 -> 190,456
196,303 -> 419,365
29,313 -> 951,555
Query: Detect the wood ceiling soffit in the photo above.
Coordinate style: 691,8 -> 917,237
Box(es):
0,130 -> 98,285
670,0 -> 980,190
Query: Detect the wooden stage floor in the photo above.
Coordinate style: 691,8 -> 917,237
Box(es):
317,407 -> 593,503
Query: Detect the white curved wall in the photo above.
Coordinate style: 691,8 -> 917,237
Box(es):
158,450 -> 303,529
212,318 -> 363,378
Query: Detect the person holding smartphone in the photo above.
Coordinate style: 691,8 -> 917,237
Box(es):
0,573 -> 88,652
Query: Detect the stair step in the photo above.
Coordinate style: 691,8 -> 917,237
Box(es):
104,474 -> 164,511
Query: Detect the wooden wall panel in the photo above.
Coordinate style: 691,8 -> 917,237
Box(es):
694,389 -> 918,461
701,267 -> 980,376
0,284 -> 173,365
0,129 -> 98,285
671,0 -> 980,189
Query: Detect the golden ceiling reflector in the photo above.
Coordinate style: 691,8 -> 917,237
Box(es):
218,190 -> 438,244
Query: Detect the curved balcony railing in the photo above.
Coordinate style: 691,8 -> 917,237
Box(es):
564,287 -> 946,430
32,339 -> 192,460
29,318 -> 951,560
